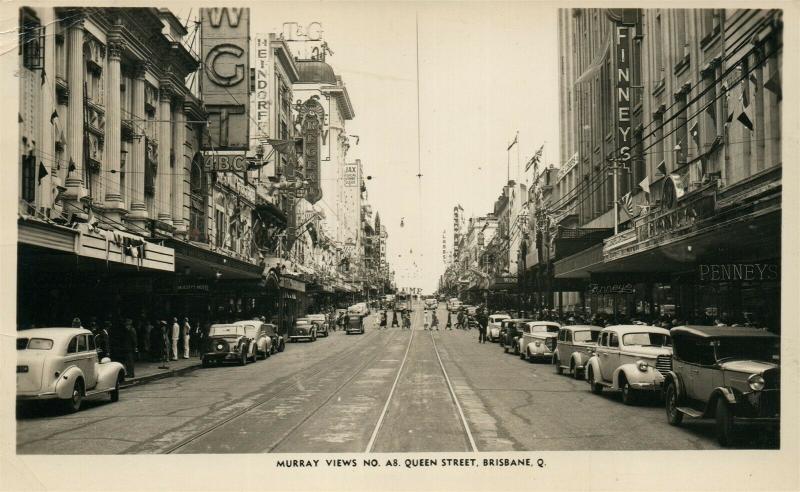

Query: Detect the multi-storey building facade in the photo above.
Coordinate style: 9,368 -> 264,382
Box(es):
550,9 -> 782,331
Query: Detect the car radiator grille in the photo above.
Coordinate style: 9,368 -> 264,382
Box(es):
655,355 -> 672,375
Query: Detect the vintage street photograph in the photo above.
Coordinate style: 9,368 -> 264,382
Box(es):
10,2 -> 788,468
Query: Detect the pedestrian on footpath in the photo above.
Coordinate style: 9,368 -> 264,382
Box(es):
170,317 -> 180,361
182,317 -> 191,359
122,318 -> 138,378
477,309 -> 488,344
158,320 -> 170,369
431,311 -> 439,330
90,319 -> 111,358
71,317 -> 83,329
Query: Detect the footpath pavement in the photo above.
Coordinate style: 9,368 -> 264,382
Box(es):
121,356 -> 202,388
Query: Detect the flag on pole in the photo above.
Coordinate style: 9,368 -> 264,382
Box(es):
639,175 -> 650,195
525,144 -> 545,172
507,132 -> 518,151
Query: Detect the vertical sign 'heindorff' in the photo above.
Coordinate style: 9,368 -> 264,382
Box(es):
201,8 -> 250,150
254,34 -> 270,141
616,25 -> 631,164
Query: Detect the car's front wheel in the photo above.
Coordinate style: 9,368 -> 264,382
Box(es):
239,351 -> 247,366
278,341 -> 285,352
587,368 -> 603,394
62,378 -> 84,413
110,372 -> 123,402
621,381 -> 638,406
716,398 -> 736,447
665,383 -> 683,426
554,355 -> 563,374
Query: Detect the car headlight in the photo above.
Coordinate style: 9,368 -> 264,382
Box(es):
535,341 -> 541,347
637,360 -> 649,372
748,374 -> 765,391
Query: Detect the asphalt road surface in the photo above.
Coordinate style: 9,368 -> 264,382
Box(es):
20,301 -> 774,454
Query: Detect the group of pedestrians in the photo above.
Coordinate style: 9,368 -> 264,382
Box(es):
377,309 -> 415,330
69,315 -> 209,378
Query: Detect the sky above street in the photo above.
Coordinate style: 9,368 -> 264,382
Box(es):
183,2 -> 560,293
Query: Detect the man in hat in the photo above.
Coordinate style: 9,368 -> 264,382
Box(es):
181,317 -> 191,359
71,317 -> 83,328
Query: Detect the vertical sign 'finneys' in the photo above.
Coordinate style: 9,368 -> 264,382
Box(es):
201,8 -> 250,150
616,24 -> 631,164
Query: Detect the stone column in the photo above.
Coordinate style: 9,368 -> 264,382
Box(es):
156,86 -> 173,225
63,16 -> 87,205
103,42 -> 125,222
37,8 -> 56,210
172,99 -> 186,234
127,62 -> 148,229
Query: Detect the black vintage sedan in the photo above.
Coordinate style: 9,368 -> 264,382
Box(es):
500,319 -> 533,355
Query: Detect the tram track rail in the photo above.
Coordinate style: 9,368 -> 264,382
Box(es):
158,324 -> 395,454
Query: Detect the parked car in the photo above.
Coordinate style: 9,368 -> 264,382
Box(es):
664,325 -> 780,446
585,325 -> 672,405
553,325 -> 602,378
290,318 -> 317,342
306,314 -> 330,337
346,316 -> 365,335
520,321 -> 561,362
487,314 -> 510,342
500,319 -> 533,354
232,321 -> 272,359
203,324 -> 258,366
466,305 -> 478,317
17,328 -> 126,413
262,323 -> 285,353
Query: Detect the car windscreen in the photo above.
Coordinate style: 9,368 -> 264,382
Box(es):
17,337 -> 55,350
573,330 -> 600,343
715,337 -> 779,363
622,332 -> 671,347
530,325 -> 559,333
241,325 -> 258,338
209,325 -> 245,336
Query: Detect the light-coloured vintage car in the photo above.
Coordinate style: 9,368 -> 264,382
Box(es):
585,325 -> 673,405
203,324 -> 258,366
305,314 -> 330,337
664,325 -> 780,446
520,321 -> 561,362
290,318 -> 317,342
553,325 -> 602,378
261,323 -> 285,353
17,328 -> 126,413
233,321 -> 273,359
487,314 -> 510,341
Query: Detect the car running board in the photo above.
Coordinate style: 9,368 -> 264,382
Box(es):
676,406 -> 704,418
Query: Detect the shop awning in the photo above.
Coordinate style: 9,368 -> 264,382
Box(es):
166,238 -> 262,280
280,275 -> 306,292
19,218 -> 175,272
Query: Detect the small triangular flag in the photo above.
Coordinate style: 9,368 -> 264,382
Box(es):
41,67 -> 46,86
38,161 -> 48,184
764,68 -> 781,100
639,176 -> 650,195
18,113 -> 23,123
50,109 -> 59,125
656,160 -> 667,176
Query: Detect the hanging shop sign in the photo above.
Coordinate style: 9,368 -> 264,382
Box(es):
296,97 -> 325,204
204,151 -> 248,172
254,33 -> 271,140
280,276 -> 306,292
615,24 -> 632,164
698,263 -> 779,282
344,162 -> 358,187
201,7 -> 250,150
